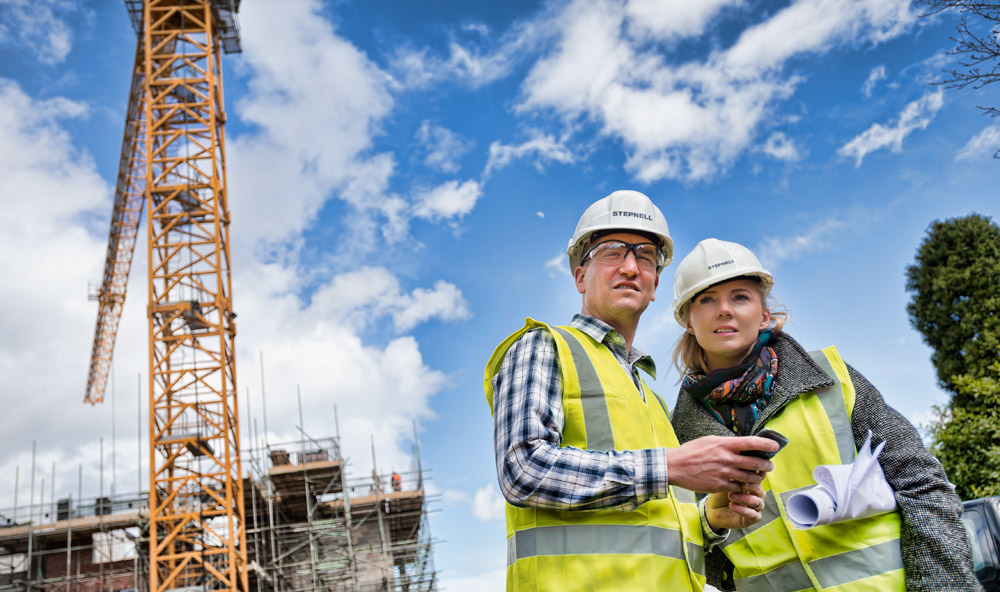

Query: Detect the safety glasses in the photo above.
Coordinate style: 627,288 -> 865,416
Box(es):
583,240 -> 664,271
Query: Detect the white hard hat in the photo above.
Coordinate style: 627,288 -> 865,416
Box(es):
671,238 -> 773,326
566,190 -> 673,274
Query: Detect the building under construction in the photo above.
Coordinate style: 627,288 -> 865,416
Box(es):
47,0 -> 442,589
0,435 -> 437,592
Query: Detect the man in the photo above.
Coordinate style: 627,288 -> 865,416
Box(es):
485,190 -> 779,591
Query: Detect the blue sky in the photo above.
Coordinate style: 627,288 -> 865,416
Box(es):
1,0 -> 998,589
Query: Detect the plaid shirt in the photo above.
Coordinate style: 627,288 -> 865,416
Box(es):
490,314 -> 671,511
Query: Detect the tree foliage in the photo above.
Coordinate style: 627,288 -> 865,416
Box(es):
928,365 -> 1000,500
905,213 -> 1000,400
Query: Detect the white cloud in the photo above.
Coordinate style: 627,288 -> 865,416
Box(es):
471,484 -> 506,522
0,77 -> 123,498
484,133 -> 575,176
439,568 -> 507,592
514,0 -> 916,182
463,22 -> 490,37
754,205 -> 882,270
838,90 -> 944,167
230,0 -> 397,248
955,123 -> 1000,161
416,121 -> 473,173
625,0 -> 742,41
759,131 -> 804,161
310,267 -> 471,334
756,218 -> 850,269
519,0 -> 632,117
0,0 -> 76,64
247,327 -> 450,475
400,43 -> 508,89
536,211 -> 545,219
862,64 -> 888,97
224,2 -> 491,248
413,179 -> 483,221
392,280 -> 473,332
910,50 -> 953,84
390,25 -> 538,91
234,264 -> 462,474
0,80 -> 97,225
723,0 -> 914,74
544,252 -> 567,277
374,0 -> 918,184
441,489 -> 471,506
0,79 -> 107,334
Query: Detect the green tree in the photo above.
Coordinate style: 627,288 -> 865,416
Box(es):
927,364 -> 1000,499
905,213 -> 1000,400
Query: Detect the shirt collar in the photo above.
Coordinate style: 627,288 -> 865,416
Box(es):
570,314 -> 657,379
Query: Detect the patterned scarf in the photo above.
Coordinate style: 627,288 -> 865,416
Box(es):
682,330 -> 779,435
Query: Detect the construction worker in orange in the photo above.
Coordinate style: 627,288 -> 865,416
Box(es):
391,471 -> 402,492
484,190 -> 781,591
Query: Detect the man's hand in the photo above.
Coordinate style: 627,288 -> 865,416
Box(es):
705,483 -> 766,531
665,435 -> 777,493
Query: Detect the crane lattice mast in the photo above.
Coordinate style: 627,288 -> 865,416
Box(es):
86,1 -> 247,590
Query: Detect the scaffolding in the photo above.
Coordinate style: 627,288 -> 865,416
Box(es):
0,434 -> 438,592
0,489 -> 149,592
244,434 -> 438,592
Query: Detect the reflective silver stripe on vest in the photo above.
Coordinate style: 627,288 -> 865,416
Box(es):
736,559 -> 814,592
812,538 -> 903,589
652,391 -> 669,417
552,327 -> 615,452
672,486 -> 696,505
735,539 -> 903,592
687,540 -> 705,575
507,524 -> 702,567
806,349 -> 856,465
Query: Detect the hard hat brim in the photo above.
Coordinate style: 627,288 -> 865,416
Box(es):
672,272 -> 773,326
566,190 -> 674,274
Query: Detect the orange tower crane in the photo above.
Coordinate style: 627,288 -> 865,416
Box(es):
85,1 -> 247,591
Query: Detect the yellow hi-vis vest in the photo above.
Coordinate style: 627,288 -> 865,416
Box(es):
720,346 -> 905,592
485,319 -> 706,592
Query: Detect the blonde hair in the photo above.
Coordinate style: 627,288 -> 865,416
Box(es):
671,283 -> 789,378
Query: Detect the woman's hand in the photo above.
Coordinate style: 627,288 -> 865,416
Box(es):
705,483 -> 767,531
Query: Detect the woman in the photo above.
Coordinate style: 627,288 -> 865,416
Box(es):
669,238 -> 980,592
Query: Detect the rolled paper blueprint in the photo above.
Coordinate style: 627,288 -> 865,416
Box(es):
786,430 -> 897,529
786,486 -> 837,528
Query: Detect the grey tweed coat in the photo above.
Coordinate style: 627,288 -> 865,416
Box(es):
670,332 -> 982,592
